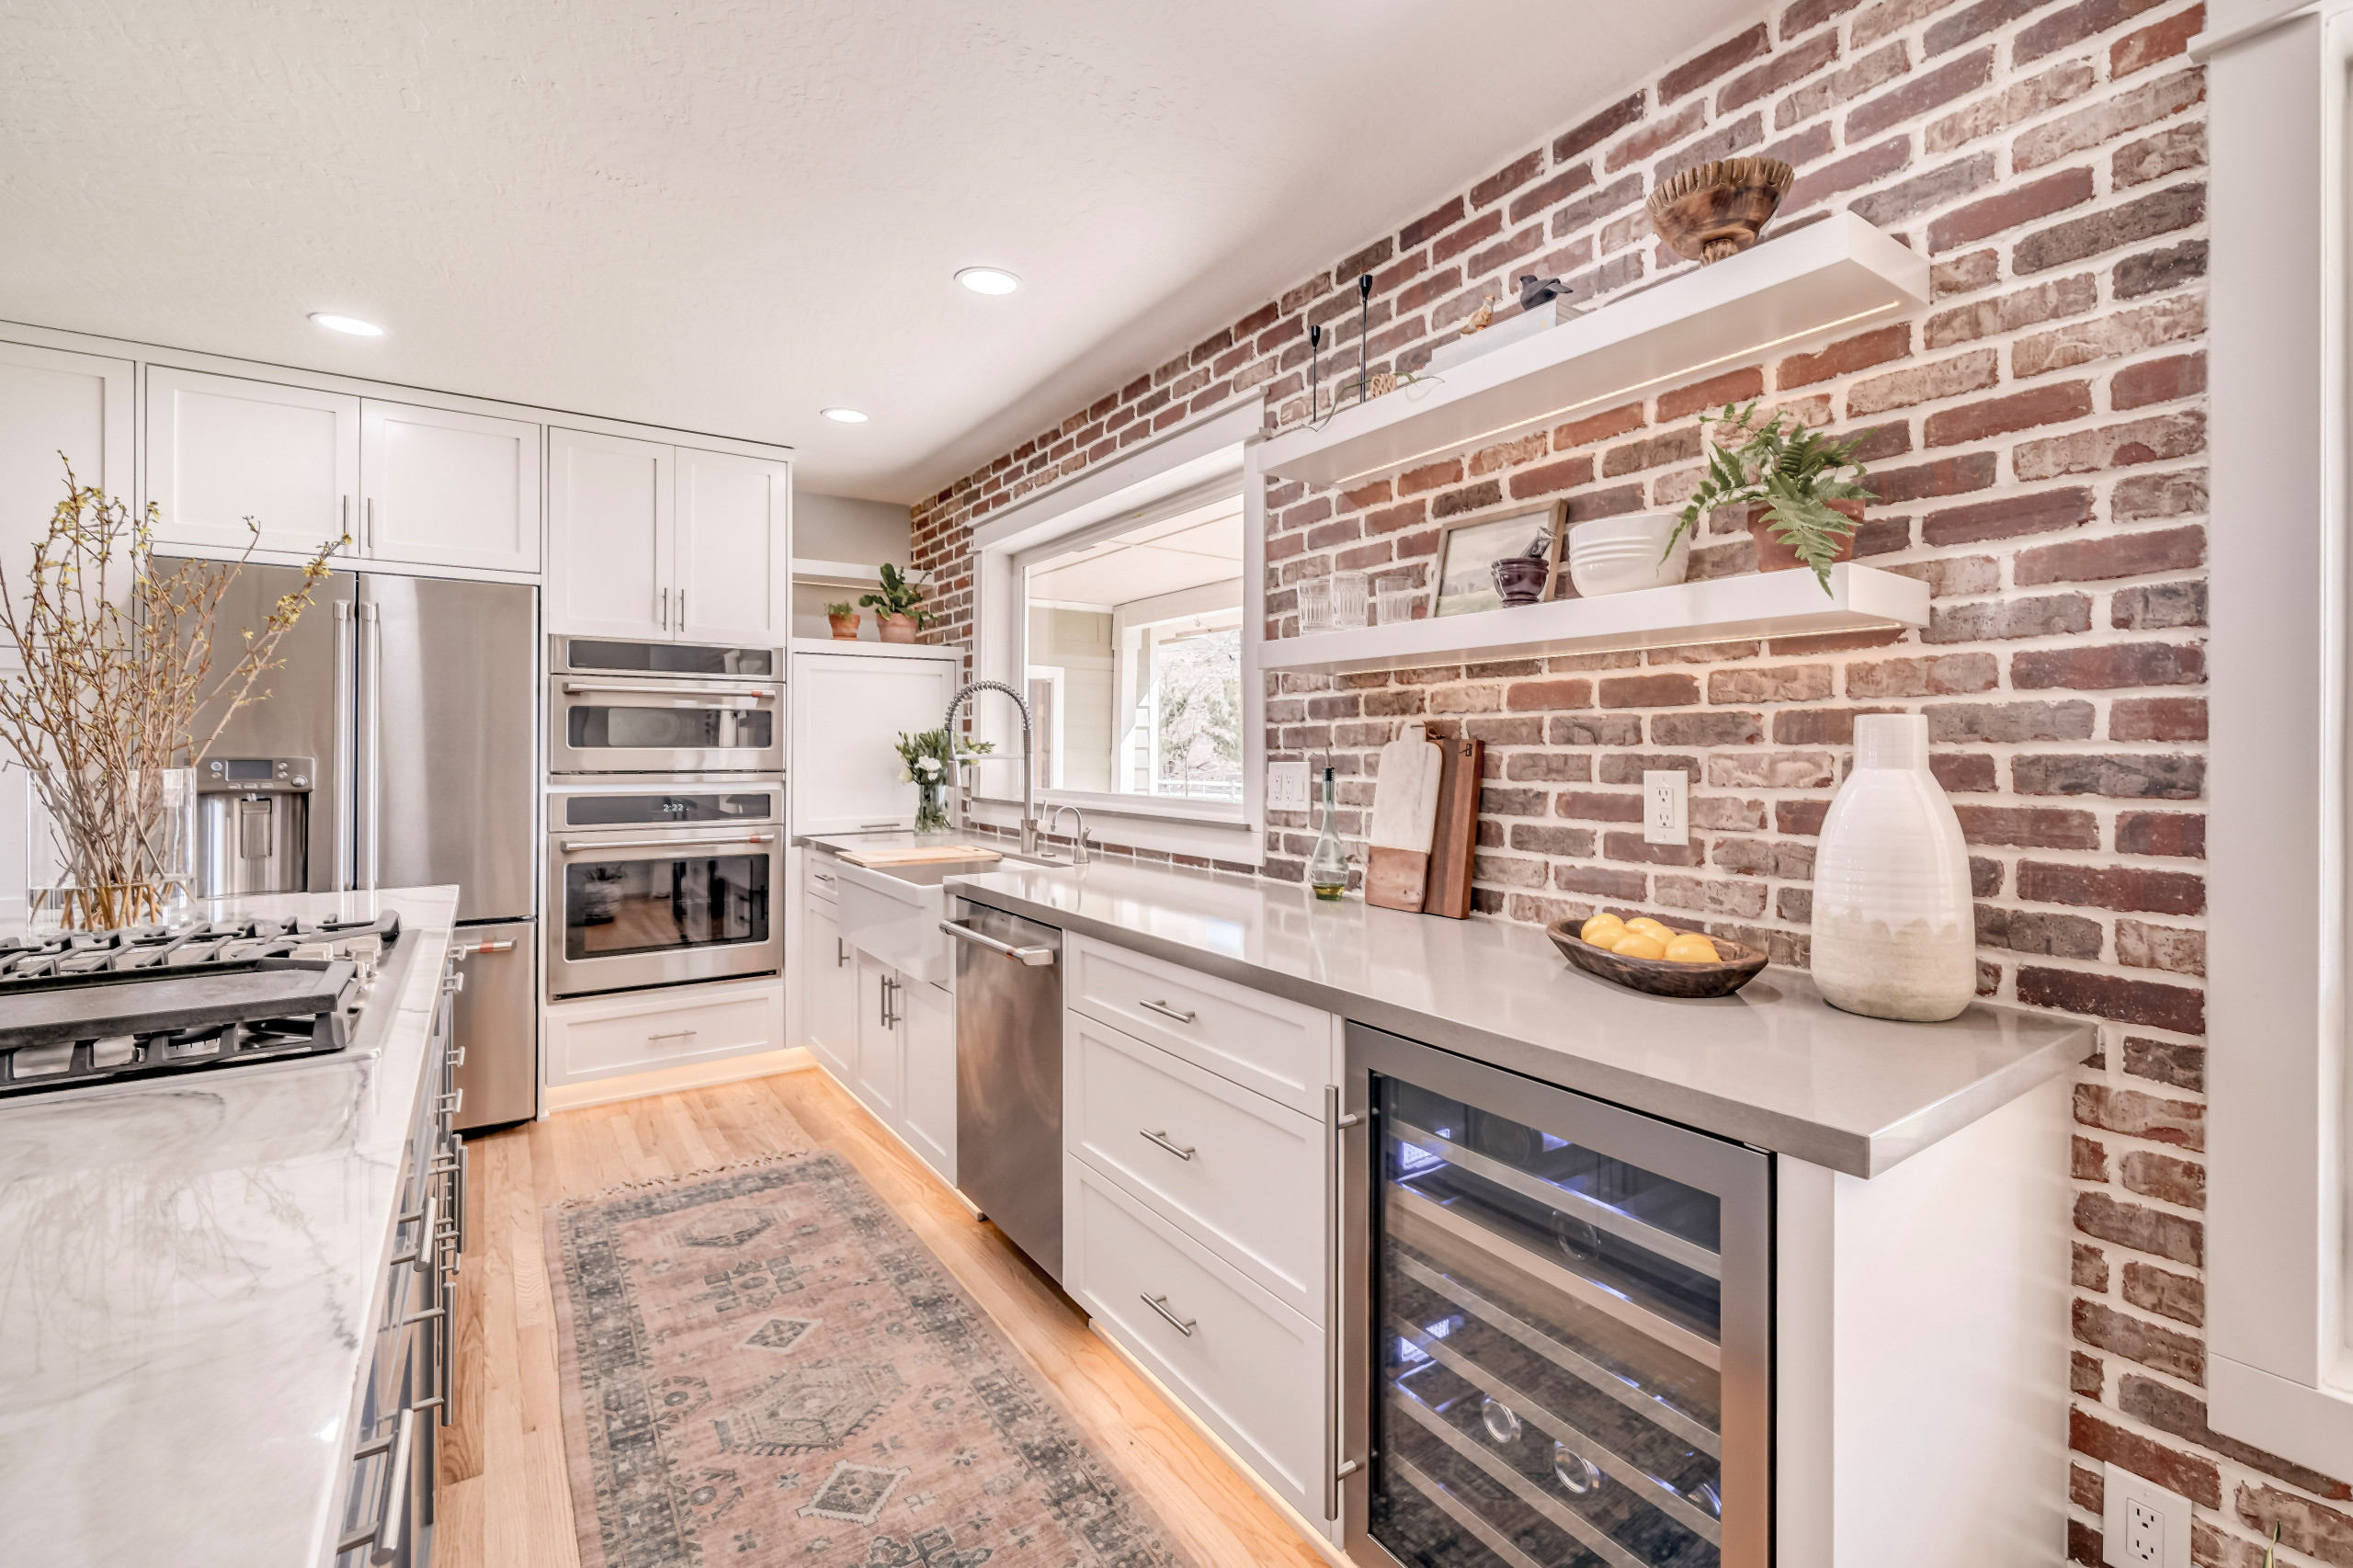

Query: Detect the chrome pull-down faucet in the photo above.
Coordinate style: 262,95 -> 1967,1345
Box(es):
943,680 -> 1040,856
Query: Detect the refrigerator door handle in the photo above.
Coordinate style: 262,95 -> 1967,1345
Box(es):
358,600 -> 382,891
333,600 -> 354,891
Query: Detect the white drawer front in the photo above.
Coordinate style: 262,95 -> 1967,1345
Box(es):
1064,1158 -> 1324,1518
1066,935 -> 1334,1114
803,854 -> 843,905
551,986 -> 780,1083
1066,1013 -> 1325,1322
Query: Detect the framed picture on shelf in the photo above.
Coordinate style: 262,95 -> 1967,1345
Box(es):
1432,500 -> 1568,617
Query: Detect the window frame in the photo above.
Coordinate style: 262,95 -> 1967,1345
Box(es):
964,399 -> 1267,862
2202,0 -> 2353,1473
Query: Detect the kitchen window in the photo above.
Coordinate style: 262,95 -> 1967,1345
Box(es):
965,401 -> 1267,860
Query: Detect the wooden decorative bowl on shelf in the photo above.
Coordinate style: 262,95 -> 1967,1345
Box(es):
1648,157 -> 1795,264
1544,919 -> 1770,998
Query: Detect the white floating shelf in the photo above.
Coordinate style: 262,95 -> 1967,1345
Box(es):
790,557 -> 886,588
1256,211 -> 1929,490
1258,563 -> 1929,678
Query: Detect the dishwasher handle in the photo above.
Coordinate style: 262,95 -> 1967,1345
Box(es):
938,919 -> 1056,967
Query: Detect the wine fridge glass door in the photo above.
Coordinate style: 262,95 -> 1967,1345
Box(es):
1345,1022 -> 1770,1568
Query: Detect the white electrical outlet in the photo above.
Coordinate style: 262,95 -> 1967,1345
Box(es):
1268,761 -> 1310,812
2103,1463 -> 2190,1568
1642,769 -> 1688,846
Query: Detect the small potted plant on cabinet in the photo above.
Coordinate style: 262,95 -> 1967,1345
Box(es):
859,563 -> 930,643
824,601 -> 861,640
1665,401 -> 1875,593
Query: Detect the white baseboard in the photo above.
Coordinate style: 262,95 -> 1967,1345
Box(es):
543,1045 -> 815,1113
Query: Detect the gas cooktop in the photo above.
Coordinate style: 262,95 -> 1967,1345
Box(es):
0,911 -> 404,1098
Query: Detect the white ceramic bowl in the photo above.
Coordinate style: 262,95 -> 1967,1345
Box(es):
1567,512 -> 1690,597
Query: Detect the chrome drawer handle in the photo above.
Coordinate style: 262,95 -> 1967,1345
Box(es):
647,1028 -> 699,1042
1139,999 -> 1196,1025
335,1403 -> 417,1562
813,870 -> 835,883
1140,1129 -> 1197,1161
1140,1292 -> 1198,1336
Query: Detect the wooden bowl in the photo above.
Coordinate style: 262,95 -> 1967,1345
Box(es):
1545,919 -> 1770,998
1648,158 -> 1795,264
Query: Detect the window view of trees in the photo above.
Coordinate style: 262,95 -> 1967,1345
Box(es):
1153,627 -> 1242,801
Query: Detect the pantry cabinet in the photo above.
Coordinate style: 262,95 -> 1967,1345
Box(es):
359,400 -> 540,573
548,427 -> 789,644
147,366 -> 358,555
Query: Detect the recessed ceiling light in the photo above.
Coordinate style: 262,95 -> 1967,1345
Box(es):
309,312 -> 384,337
821,407 -> 869,424
956,267 -> 1020,296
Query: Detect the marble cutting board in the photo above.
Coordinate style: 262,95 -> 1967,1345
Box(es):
1367,721 -> 1443,911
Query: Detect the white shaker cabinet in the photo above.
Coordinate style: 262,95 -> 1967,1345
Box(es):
146,366 -> 358,555
801,894 -> 857,1080
359,400 -> 541,573
788,649 -> 962,834
852,949 -> 903,1120
676,447 -> 789,646
897,975 -> 957,1179
548,428 -> 790,644
547,427 -> 672,638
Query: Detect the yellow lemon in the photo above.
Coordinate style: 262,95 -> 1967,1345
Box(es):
1626,917 -> 1673,938
1611,932 -> 1669,960
1664,935 -> 1721,965
1579,914 -> 1625,945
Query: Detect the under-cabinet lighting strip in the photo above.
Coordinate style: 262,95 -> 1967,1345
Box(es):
1320,301 -> 1905,490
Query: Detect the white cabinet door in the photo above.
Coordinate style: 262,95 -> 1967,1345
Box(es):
360,400 -> 541,573
547,427 -> 671,638
801,897 -> 856,1078
147,367 -> 358,555
789,651 -> 961,833
852,949 -> 901,1119
898,979 -> 957,1183
676,447 -> 788,646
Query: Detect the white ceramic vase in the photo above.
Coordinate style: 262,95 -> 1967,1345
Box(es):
1808,714 -> 1976,1022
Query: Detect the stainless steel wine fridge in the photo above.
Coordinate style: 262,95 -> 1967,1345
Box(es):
1339,1022 -> 1772,1568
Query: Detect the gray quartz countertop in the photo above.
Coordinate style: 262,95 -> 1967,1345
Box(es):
947,861 -> 2092,1179
0,886 -> 459,1568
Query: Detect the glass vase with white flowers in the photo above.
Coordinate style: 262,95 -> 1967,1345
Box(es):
893,726 -> 994,832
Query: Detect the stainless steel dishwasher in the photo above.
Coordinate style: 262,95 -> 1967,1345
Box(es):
941,896 -> 1063,1282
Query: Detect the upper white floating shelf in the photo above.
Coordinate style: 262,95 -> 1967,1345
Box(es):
790,557 -> 886,588
1258,563 -> 1930,678
1255,212 -> 1930,490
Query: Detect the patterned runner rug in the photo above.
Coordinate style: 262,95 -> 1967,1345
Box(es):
546,1150 -> 1197,1567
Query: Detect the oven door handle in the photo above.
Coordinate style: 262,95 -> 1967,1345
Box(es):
559,682 -> 776,701
558,833 -> 777,854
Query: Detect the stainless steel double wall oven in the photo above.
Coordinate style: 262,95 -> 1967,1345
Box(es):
546,637 -> 785,999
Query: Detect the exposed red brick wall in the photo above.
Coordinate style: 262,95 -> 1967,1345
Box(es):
909,1 -> 2351,1554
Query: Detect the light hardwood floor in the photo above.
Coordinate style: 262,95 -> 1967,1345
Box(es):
431,1065 -> 1331,1568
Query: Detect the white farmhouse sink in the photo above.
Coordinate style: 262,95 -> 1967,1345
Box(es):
833,850 -> 1055,984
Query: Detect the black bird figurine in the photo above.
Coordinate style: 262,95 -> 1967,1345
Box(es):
1518,273 -> 1568,312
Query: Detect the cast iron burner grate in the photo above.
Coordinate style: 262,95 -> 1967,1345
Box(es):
0,911 -> 403,1097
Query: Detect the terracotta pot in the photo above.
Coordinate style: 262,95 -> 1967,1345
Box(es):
827,612 -> 861,641
878,613 -> 920,644
1490,555 -> 1551,607
1745,498 -> 1862,574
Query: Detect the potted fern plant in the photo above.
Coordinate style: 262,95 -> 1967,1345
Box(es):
1665,401 -> 1875,592
859,562 -> 930,643
824,600 -> 861,640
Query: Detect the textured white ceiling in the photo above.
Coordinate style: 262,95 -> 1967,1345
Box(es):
2,1 -> 1761,501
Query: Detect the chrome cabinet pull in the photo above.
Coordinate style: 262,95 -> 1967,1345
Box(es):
335,1404 -> 416,1562
677,589 -> 686,629
659,586 -> 668,630
813,870 -> 835,883
937,920 -> 1055,967
1139,1291 -> 1198,1336
1140,1129 -> 1197,1161
647,1028 -> 699,1042
1139,998 -> 1197,1025
363,495 -> 375,551
443,971 -> 465,994
835,937 -> 848,968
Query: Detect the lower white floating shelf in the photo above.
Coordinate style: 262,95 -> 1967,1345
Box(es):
1259,563 -> 1928,677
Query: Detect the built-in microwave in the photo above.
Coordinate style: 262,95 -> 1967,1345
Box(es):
548,636 -> 784,775
544,778 -> 784,998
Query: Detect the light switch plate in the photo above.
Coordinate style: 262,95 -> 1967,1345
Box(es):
1642,769 -> 1688,846
2103,1462 -> 2190,1568
1268,761 -> 1310,812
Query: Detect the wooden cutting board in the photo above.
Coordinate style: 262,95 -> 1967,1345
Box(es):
836,844 -> 1005,869
1421,736 -> 1483,919
1366,722 -> 1443,912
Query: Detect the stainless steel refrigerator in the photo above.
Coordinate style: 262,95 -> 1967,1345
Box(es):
162,559 -> 540,1131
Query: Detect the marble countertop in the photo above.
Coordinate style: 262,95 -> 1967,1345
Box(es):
947,861 -> 2093,1178
0,886 -> 460,1568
